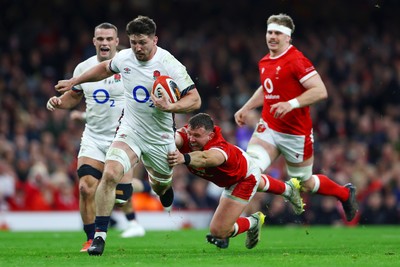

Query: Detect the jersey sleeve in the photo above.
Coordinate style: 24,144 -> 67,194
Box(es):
109,54 -> 121,73
291,54 -> 317,83
161,53 -> 195,95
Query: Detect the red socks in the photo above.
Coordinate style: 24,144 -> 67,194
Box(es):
233,217 -> 250,237
261,174 -> 286,194
315,174 -> 349,202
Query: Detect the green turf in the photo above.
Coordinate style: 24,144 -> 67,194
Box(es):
0,226 -> 398,267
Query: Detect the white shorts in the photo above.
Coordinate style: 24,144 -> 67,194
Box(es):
252,119 -> 314,163
78,131 -> 112,162
222,152 -> 261,203
111,124 -> 175,176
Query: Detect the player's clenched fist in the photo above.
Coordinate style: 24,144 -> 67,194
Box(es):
234,108 -> 247,127
46,96 -> 62,111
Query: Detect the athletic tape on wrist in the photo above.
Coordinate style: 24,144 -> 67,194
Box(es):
288,98 -> 300,108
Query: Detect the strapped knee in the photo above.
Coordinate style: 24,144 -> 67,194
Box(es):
115,183 -> 133,204
77,164 -> 102,180
246,144 -> 271,172
286,165 -> 313,182
106,147 -> 132,174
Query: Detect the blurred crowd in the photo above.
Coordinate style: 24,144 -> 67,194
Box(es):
1,0 -> 399,226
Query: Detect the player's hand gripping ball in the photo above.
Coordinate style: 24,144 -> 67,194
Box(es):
152,75 -> 181,103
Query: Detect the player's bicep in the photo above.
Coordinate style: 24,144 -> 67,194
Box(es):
204,148 -> 227,167
302,74 -> 323,90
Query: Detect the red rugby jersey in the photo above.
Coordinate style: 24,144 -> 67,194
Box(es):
259,45 -> 317,135
177,126 -> 248,187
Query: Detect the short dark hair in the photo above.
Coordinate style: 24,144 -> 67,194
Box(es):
126,15 -> 156,36
95,22 -> 118,35
188,113 -> 214,132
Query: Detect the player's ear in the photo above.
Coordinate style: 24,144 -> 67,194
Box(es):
208,132 -> 215,141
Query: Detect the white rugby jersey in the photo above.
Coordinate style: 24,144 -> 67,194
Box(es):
73,55 -> 125,142
110,46 -> 194,145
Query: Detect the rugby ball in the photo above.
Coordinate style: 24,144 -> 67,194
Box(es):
152,75 -> 181,103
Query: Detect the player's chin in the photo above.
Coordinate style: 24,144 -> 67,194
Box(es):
135,53 -> 145,60
98,53 -> 110,61
190,145 -> 201,151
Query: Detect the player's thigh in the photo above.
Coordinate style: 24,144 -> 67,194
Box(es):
275,130 -> 313,164
210,197 -> 247,230
142,143 -> 174,178
78,134 -> 109,163
210,173 -> 259,230
249,120 -> 280,160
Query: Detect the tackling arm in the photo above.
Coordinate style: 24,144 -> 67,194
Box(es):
167,147 -> 226,168
186,149 -> 226,168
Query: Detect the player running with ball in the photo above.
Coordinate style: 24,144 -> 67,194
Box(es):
55,16 -> 201,256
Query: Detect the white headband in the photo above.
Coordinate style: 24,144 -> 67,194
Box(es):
267,23 -> 292,36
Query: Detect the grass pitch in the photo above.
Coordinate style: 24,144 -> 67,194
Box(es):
0,226 -> 398,267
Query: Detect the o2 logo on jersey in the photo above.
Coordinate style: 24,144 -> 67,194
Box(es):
263,78 -> 273,93
131,85 -> 157,107
93,89 -> 115,107
132,86 -> 149,103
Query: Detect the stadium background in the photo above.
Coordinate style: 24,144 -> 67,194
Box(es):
0,0 -> 399,228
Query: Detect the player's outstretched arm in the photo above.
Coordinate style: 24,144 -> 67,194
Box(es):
168,149 -> 224,168
55,60 -> 113,94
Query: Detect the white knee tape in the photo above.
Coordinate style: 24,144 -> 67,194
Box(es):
246,144 -> 271,172
106,147 -> 132,174
148,173 -> 172,187
261,174 -> 270,191
311,175 -> 320,193
286,165 -> 313,182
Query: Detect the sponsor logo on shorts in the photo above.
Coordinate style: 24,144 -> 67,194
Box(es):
256,123 -> 266,133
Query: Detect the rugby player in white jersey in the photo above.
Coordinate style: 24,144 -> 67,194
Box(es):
55,16 -> 201,256
47,23 -> 150,252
